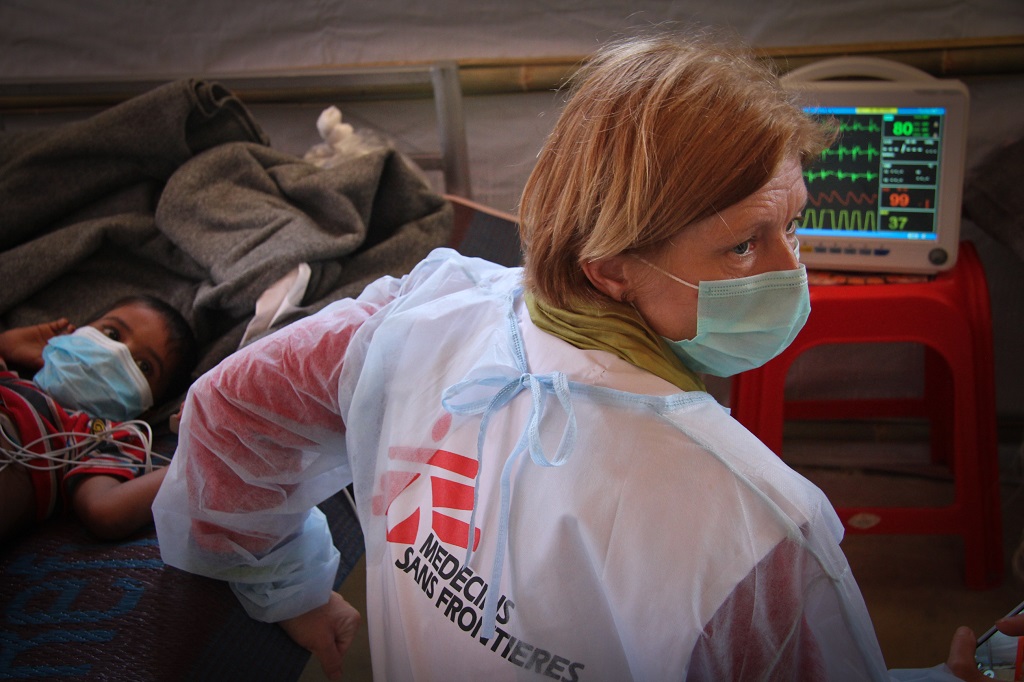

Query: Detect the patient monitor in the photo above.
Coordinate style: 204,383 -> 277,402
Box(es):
782,57 -> 970,274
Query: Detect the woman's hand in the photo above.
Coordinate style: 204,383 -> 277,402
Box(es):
945,626 -> 989,681
0,319 -> 75,371
945,614 -> 1024,681
280,592 -> 362,681
995,613 -> 1024,636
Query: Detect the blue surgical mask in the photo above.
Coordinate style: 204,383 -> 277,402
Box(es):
34,326 -> 154,421
635,256 -> 811,377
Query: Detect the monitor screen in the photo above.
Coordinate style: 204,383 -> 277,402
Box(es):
801,105 -> 944,242
784,76 -> 969,274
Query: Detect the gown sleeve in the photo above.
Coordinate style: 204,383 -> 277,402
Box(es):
153,273 -> 403,622
686,535 -> 965,681
685,537 -> 828,680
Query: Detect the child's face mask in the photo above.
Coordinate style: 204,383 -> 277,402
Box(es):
34,326 -> 154,421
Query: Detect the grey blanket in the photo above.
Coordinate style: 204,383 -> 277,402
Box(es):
0,79 -> 452,389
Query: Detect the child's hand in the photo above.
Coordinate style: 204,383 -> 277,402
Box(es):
280,593 -> 361,681
169,404 -> 184,433
0,319 -> 76,371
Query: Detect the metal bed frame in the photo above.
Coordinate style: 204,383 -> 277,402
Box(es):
0,61 -> 472,199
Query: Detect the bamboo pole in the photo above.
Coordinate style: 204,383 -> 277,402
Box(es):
456,35 -> 1024,96
1,35 -> 1021,111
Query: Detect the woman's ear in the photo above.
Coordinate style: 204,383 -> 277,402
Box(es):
580,255 -> 635,303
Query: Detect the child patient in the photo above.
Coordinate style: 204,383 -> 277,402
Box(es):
0,295 -> 198,542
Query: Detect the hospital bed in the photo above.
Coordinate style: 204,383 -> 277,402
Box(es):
0,64 -> 490,680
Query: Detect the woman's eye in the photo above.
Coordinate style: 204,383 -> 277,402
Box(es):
786,218 -> 800,234
135,359 -> 153,376
102,326 -> 121,341
731,240 -> 752,256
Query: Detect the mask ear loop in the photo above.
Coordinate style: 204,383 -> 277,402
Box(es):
631,255 -> 700,290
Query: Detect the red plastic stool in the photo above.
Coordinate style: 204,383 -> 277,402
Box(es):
730,241 -> 1002,589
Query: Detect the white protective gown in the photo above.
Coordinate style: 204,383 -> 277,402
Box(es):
154,248 -> 960,682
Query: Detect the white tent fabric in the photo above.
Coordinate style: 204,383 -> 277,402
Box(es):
3,0 -> 1024,411
1,0 -> 1022,74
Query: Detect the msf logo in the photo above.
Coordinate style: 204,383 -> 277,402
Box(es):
372,438 -> 482,552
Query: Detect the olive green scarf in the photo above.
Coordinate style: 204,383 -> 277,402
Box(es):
525,293 -> 706,393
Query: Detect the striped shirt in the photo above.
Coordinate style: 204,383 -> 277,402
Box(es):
1,370 -> 146,521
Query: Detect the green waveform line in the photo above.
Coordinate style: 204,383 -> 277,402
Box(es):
804,169 -> 880,183
839,121 -> 881,133
801,208 -> 878,231
820,145 -> 880,162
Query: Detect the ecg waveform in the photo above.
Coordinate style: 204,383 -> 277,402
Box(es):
804,169 -> 879,184
839,120 -> 882,133
800,208 -> 878,232
819,144 -> 880,162
806,190 -> 877,208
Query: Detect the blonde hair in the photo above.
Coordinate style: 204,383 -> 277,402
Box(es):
520,32 -> 834,308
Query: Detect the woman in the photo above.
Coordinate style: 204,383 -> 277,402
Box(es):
154,33 -> 1009,680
